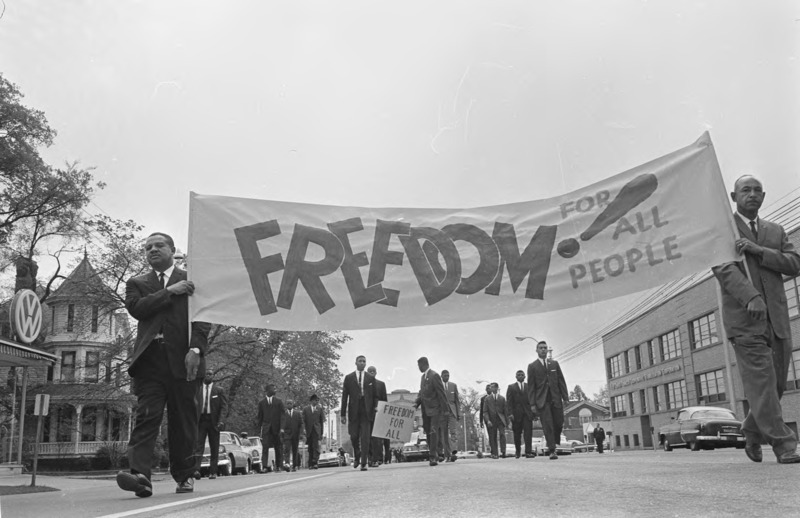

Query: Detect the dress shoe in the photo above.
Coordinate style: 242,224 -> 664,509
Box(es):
360,466 -> 368,471
282,465 -> 291,472
438,455 -> 445,463
776,451 -> 800,464
116,471 -> 153,498
176,478 -> 194,494
745,443 -> 763,463
449,456 -> 458,462
515,453 -> 520,459
429,460 -> 438,466
353,461 -> 359,469
192,470 -> 201,480
209,474 -> 217,480
549,453 -> 558,460
525,454 -> 535,459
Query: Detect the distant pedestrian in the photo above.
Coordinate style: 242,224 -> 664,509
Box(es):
482,382 -> 508,459
302,395 -> 325,470
414,357 -> 450,467
593,424 -> 606,454
441,370 -> 460,462
506,370 -> 534,458
195,368 -> 227,479
282,400 -> 304,471
255,383 -> 288,472
367,366 -> 389,467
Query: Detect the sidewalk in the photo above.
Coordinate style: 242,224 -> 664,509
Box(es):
0,471 -> 173,491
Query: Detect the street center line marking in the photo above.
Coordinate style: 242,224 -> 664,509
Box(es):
97,472 -> 336,518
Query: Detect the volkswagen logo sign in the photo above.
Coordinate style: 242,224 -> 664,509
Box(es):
10,289 -> 42,344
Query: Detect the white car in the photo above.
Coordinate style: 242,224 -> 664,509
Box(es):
241,435 -> 275,473
532,435 -> 573,456
455,450 -> 479,459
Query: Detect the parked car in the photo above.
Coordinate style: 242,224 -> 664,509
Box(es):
317,450 -> 351,468
217,431 -> 254,474
401,441 -> 430,462
565,440 -> 595,453
241,435 -> 274,473
200,443 -> 232,477
659,406 -> 745,451
532,435 -> 573,456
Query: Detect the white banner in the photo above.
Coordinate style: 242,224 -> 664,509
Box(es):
188,132 -> 738,331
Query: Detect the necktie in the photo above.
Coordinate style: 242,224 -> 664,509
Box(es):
750,221 -> 758,241
358,371 -> 363,396
158,272 -> 165,288
204,385 -> 210,413
520,382 -> 524,392
267,397 -> 272,405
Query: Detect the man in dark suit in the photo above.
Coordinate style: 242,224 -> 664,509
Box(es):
340,355 -> 377,471
367,366 -> 389,467
282,400 -> 304,471
478,384 -> 491,432
441,370 -> 460,462
527,340 -> 569,460
196,368 -> 227,479
482,382 -> 508,459
414,357 -> 450,467
116,232 -> 210,497
255,383 -> 289,472
713,175 -> 800,464
593,424 -> 606,454
302,394 -> 325,469
506,370 -> 535,459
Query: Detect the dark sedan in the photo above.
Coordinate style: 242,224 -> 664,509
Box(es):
659,406 -> 745,451
401,441 -> 430,462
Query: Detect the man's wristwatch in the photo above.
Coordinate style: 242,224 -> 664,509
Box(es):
190,347 -> 201,356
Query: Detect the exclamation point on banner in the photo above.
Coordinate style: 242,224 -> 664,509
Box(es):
557,174 -> 659,259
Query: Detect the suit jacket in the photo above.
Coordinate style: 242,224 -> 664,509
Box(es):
302,405 -> 325,438
527,358 -> 569,410
479,395 -> 487,427
593,427 -> 606,441
282,409 -> 304,439
374,378 -> 388,402
713,213 -> 800,339
415,369 -> 450,417
506,381 -> 533,421
125,267 -> 210,379
200,383 -> 227,429
255,396 -> 286,437
443,381 -> 460,419
341,370 -> 378,422
481,393 -> 508,427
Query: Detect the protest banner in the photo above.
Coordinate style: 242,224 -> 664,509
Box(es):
188,132 -> 738,331
372,401 -> 415,443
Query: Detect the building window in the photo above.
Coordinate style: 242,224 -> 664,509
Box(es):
633,434 -> 640,446
648,340 -> 657,366
623,351 -> 630,374
612,395 -> 628,417
697,369 -> 726,404
609,355 -> 623,379
635,345 -> 643,370
786,277 -> 800,318
67,304 -> 75,332
660,329 -> 681,361
628,393 -> 636,416
51,306 -> 56,333
85,351 -> 100,383
653,386 -> 662,412
639,389 -> 647,414
91,306 -> 99,333
615,435 -> 621,447
624,435 -> 630,447
690,313 -> 719,350
665,380 -> 688,410
786,349 -> 800,391
61,351 -> 76,382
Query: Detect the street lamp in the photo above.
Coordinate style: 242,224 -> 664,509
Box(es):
516,336 -> 552,359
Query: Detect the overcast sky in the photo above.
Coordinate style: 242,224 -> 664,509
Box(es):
2,1 -> 798,398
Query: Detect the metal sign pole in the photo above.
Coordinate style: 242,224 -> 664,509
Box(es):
30,415 -> 43,487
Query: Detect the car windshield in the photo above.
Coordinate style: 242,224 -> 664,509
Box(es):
691,409 -> 735,419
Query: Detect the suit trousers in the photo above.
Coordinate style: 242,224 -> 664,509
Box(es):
307,432 -> 321,466
128,375 -> 201,483
283,435 -> 301,468
538,402 -> 564,453
263,429 -> 284,471
422,412 -> 444,460
511,416 -> 533,456
446,414 -> 459,453
732,325 -> 797,456
595,437 -> 604,453
437,414 -> 451,458
349,397 -> 371,467
197,414 -> 220,473
487,419 -> 506,456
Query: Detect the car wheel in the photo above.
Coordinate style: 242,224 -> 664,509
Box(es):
230,455 -> 238,475
219,462 -> 232,477
689,441 -> 700,451
663,439 -> 672,452
244,459 -> 252,475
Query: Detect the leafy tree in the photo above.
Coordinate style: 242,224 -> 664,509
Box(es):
0,73 -> 103,297
569,384 -> 589,401
592,384 -> 609,407
458,387 -> 483,450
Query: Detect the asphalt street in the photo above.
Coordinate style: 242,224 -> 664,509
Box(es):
1,450 -> 798,518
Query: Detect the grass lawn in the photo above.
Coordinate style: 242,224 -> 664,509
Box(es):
0,485 -> 60,496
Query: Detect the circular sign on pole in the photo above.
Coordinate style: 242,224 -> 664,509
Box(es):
9,289 -> 42,344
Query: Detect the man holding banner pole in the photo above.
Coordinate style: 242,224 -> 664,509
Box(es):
712,175 -> 800,465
